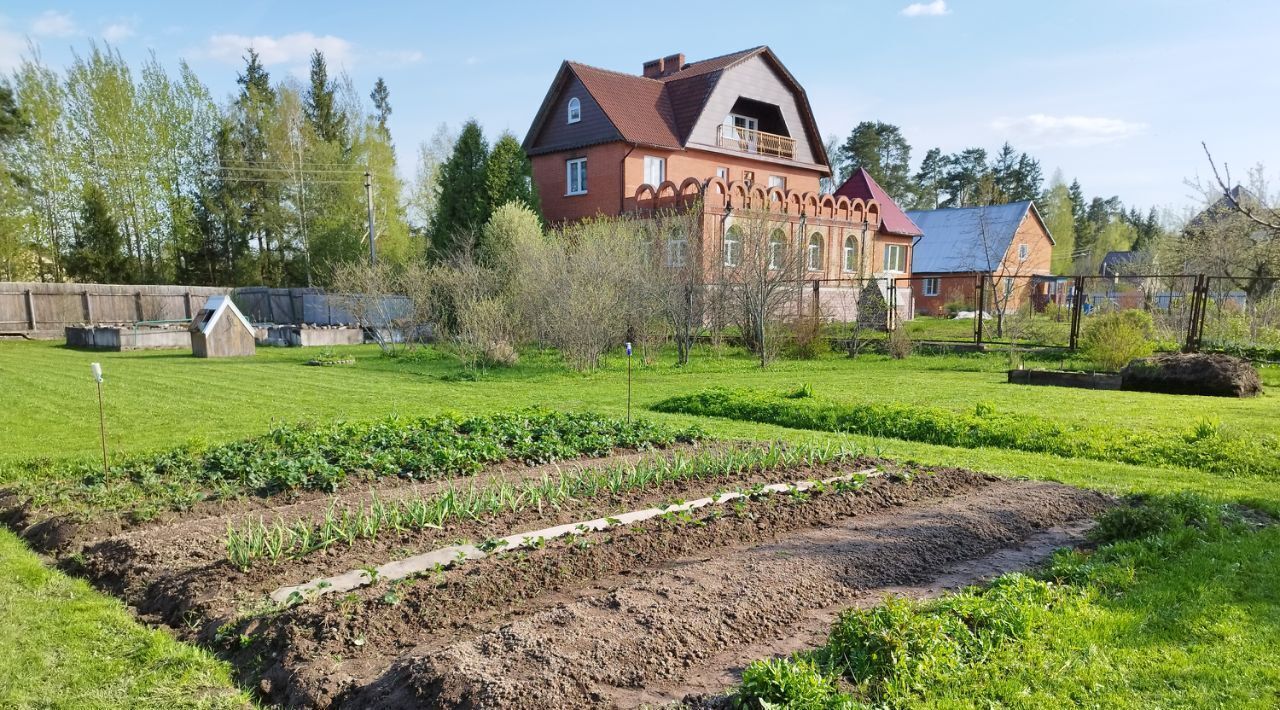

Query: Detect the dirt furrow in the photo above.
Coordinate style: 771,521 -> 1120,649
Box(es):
341,480 -> 1107,709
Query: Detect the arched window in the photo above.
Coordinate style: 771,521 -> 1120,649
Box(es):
767,229 -> 786,269
807,232 -> 824,271
843,235 -> 857,272
723,225 -> 741,267
666,227 -> 687,267
567,97 -> 581,124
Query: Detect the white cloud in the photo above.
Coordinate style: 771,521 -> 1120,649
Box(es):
201,32 -> 355,67
901,1 -> 949,17
0,23 -> 23,73
31,10 -> 75,37
990,113 -> 1148,147
101,21 -> 135,42
375,49 -> 423,66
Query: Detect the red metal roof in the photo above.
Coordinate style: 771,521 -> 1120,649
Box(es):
567,62 -> 682,149
833,168 -> 923,237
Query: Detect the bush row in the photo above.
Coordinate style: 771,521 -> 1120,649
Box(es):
60,409 -> 704,498
653,388 -> 1279,479
734,494 -> 1248,708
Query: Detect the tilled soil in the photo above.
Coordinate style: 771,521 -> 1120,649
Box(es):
5,451 -> 1111,709
333,477 -> 1107,709
227,469 -> 1108,707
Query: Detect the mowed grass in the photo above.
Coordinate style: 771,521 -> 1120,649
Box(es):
0,529 -> 250,709
1,338 -> 1278,706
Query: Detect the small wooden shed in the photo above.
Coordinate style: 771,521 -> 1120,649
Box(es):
189,295 -> 256,358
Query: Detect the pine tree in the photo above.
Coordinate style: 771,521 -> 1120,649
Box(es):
66,183 -> 131,283
837,121 -> 914,201
911,147 -> 945,209
429,120 -> 490,259
305,50 -> 347,146
940,148 -> 988,207
370,77 -> 391,138
484,132 -> 541,218
1068,179 -> 1086,241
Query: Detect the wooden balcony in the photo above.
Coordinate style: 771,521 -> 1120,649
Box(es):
717,124 -> 795,160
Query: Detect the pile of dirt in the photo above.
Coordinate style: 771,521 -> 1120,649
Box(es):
1121,352 -> 1263,397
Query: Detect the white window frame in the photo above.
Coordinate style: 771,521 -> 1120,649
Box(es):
1004,278 -> 1015,297
768,175 -> 786,190
724,227 -> 740,267
665,235 -> 687,267
565,158 -> 587,196
923,277 -> 940,297
716,166 -> 729,181
843,236 -> 857,272
807,233 -> 824,272
1018,243 -> 1029,261
768,231 -> 785,270
644,156 -> 665,187
883,244 -> 906,273
567,97 -> 581,124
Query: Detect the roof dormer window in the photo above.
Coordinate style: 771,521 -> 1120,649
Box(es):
567,97 -> 581,124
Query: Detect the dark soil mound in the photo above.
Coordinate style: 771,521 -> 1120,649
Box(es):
1121,353 -> 1263,397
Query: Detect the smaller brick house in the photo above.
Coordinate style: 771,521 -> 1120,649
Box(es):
905,201 -> 1054,316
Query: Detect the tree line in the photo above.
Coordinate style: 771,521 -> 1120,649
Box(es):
828,121 -> 1168,274
0,43 -> 540,286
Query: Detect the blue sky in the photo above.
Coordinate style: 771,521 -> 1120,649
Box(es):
2,0 -> 1276,210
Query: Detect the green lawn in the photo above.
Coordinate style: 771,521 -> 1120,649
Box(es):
0,339 -> 1277,706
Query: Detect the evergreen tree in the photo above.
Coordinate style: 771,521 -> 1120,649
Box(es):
0,84 -> 25,142
305,50 -> 347,146
232,49 -> 288,284
911,147 -> 945,209
370,77 -> 391,138
429,120 -> 490,259
836,121 -> 914,200
1068,178 -> 1086,241
66,183 -> 131,283
940,148 -> 988,207
484,132 -> 541,218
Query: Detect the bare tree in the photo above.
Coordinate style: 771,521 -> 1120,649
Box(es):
720,205 -> 804,368
330,261 -> 437,355
1186,149 -> 1279,304
636,201 -> 707,365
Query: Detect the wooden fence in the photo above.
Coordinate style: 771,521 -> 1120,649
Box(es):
0,282 -> 228,336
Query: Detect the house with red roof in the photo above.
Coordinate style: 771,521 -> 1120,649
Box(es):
523,47 -> 918,321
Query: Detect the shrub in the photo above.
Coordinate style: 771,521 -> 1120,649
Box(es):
1080,310 -> 1155,371
736,657 -> 854,710
786,315 -> 833,360
1089,492 -> 1240,545
887,327 -> 913,360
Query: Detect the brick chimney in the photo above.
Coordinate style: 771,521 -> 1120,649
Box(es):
642,53 -> 685,78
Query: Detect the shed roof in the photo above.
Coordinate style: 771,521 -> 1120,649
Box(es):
833,168 -> 923,237
192,295 -> 253,335
905,201 -> 1046,274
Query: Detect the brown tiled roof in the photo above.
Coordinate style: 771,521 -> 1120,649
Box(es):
566,63 -> 681,149
528,46 -> 817,156
834,168 -> 924,237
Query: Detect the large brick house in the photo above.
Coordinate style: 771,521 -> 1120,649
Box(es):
904,201 -> 1055,316
522,47 -> 916,319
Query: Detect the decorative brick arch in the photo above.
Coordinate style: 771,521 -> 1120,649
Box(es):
679,177 -> 704,196
867,202 -> 881,227
849,198 -> 866,223
786,190 -> 802,213
834,195 -> 851,220
766,187 -> 786,211
819,195 -> 836,219
750,185 -> 768,208
656,180 -> 679,200
634,184 -> 657,202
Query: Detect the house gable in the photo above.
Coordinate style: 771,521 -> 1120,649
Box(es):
524,64 -> 625,156
683,52 -> 827,170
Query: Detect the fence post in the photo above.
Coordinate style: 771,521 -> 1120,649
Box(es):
1184,274 -> 1207,353
811,280 -> 820,319
974,276 -> 985,345
1068,276 -> 1085,351
23,289 -> 36,330
183,292 -> 193,319
133,291 -> 144,321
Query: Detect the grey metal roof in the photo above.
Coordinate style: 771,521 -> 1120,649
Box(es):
905,201 -> 1034,274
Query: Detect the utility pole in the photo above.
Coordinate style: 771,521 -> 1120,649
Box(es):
365,168 -> 377,266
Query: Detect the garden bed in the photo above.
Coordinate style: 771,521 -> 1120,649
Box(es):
1008,368 -> 1121,390
2,434 -> 1110,708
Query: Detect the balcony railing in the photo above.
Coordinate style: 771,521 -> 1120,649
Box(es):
717,124 -> 796,160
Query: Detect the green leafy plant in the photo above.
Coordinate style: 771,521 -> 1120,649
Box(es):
736,656 -> 853,709
1080,310 -> 1156,371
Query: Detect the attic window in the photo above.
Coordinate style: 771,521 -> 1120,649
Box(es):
567,97 -> 581,124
